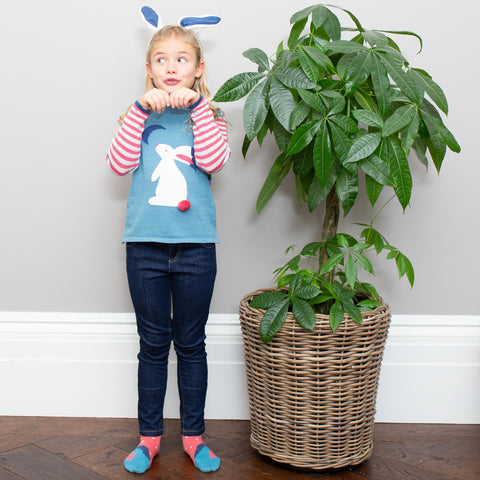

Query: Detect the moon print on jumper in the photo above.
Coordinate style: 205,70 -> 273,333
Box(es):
149,144 -> 193,211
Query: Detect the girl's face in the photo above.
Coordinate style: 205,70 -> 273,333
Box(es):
146,35 -> 204,94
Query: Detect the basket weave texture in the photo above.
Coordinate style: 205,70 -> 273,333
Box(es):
239,289 -> 391,470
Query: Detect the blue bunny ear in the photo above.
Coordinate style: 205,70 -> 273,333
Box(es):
141,6 -> 162,30
179,15 -> 221,28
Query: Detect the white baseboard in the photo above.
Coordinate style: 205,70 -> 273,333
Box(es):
0,312 -> 479,423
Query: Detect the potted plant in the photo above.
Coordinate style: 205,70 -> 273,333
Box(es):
214,3 -> 460,470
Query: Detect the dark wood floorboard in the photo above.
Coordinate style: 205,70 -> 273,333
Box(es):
0,417 -> 478,480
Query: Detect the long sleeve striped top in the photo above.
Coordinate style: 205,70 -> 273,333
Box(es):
106,95 -> 230,176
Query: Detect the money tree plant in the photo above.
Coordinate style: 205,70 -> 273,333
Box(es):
214,3 -> 460,342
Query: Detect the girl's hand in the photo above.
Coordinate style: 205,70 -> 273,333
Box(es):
168,87 -> 200,109
138,88 -> 170,112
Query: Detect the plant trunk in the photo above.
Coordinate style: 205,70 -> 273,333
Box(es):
320,188 -> 340,286
321,188 -> 340,243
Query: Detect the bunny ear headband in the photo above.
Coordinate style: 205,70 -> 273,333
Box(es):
140,6 -> 221,31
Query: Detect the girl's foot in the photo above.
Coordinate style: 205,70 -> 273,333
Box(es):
183,435 -> 220,472
124,435 -> 161,474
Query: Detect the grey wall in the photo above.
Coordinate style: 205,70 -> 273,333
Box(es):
1,0 -> 478,315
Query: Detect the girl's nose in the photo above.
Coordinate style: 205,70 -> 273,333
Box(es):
166,60 -> 177,73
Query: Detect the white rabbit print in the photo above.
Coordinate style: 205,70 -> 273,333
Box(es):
149,143 -> 193,211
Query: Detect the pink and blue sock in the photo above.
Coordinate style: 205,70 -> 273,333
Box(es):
183,435 -> 220,472
124,435 -> 161,474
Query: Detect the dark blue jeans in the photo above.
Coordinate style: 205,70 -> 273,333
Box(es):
126,242 -> 217,437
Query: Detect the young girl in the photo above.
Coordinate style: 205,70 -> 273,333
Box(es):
106,25 -> 230,474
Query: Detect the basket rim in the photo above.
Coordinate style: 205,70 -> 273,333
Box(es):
240,287 -> 390,321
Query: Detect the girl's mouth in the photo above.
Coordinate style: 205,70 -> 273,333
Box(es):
165,79 -> 180,86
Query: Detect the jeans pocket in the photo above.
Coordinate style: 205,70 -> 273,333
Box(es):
200,243 -> 215,249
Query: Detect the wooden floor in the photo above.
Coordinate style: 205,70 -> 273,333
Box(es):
0,417 -> 478,480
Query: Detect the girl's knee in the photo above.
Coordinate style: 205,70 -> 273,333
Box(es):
139,339 -> 171,363
173,338 -> 206,360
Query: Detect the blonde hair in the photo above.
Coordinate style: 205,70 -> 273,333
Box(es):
118,25 -> 216,124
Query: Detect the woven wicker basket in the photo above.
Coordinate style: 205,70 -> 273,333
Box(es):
239,289 -> 391,470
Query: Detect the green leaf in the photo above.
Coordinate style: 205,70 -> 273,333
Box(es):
329,121 -> 352,164
242,134 -> 252,158
352,251 -> 374,274
243,48 -> 270,72
436,122 -> 461,153
250,290 -> 288,309
259,297 -> 290,343
420,104 -> 447,172
288,17 -> 308,49
379,54 -> 423,105
357,299 -> 383,310
293,142 -> 313,176
298,47 -> 320,83
307,162 -> 337,212
345,51 -> 372,94
396,252 -> 415,287
298,90 -> 326,113
292,297 -> 316,331
357,282 -> 380,300
412,136 -> 428,168
331,114 -> 359,134
327,40 -> 367,54
358,155 -> 395,186
329,300 -> 344,331
213,72 -> 266,102
269,78 -> 296,132
363,30 -> 389,47
289,101 -> 311,130
382,104 -> 417,137
323,8 -> 341,40
388,138 -> 412,210
370,52 -> 391,116
335,233 -> 357,248
295,285 -> 322,300
274,67 -> 317,90
336,167 -> 358,216
243,79 -> 270,140
287,120 -> 321,155
327,96 -> 346,116
353,109 -> 384,128
290,5 -> 317,24
312,5 -> 328,28
345,255 -> 357,287
375,29 -> 423,53
300,45 -> 334,71
401,111 -> 420,155
342,301 -> 363,325
354,88 -> 380,114
365,175 -> 383,206
345,133 -> 382,164
256,153 -> 292,213
361,227 -> 385,254
313,122 -> 331,186
411,68 -> 448,114
301,242 -> 323,255
319,252 -> 345,275
289,272 -> 302,292
268,112 -> 292,152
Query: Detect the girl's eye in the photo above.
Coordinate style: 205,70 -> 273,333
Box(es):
178,57 -> 187,63
157,58 -> 166,63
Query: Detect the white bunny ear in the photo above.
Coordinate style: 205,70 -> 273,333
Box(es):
140,6 -> 163,31
179,15 -> 221,29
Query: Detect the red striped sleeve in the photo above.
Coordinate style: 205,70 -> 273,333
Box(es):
106,103 -> 149,176
190,97 -> 231,173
